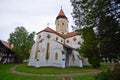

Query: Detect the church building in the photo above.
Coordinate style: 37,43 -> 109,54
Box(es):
28,8 -> 84,68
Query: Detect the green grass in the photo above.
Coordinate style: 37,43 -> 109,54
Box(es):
0,64 -> 61,80
0,63 -> 113,80
16,63 -> 95,74
73,74 -> 96,80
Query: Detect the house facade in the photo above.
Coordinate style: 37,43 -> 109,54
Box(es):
0,40 -> 14,63
28,8 -> 84,68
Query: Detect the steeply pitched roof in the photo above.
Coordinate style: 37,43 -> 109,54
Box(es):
0,40 -> 12,49
56,8 -> 67,20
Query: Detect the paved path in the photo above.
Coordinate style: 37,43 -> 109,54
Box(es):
9,65 -> 100,77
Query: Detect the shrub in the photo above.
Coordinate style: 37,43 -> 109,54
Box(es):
95,63 -> 120,80
113,63 -> 120,80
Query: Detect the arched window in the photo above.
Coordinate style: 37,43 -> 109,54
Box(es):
55,53 -> 58,60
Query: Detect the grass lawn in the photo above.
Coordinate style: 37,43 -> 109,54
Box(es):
0,63 -> 113,80
16,63 -> 95,74
0,64 -> 61,80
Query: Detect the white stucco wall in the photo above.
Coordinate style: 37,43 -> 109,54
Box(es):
28,31 -> 83,68
65,35 -> 83,49
28,31 -> 66,68
69,50 -> 83,67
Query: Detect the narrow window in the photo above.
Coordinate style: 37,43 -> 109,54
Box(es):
46,43 -> 50,60
78,41 -> 81,45
35,42 -> 39,59
56,37 -> 58,40
72,54 -> 75,63
61,39 -> 63,42
55,53 -> 58,60
39,35 -> 41,39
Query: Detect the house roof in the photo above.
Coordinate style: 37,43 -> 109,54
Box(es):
37,27 -> 64,38
64,32 -> 78,38
56,8 -> 67,20
0,40 -> 12,49
37,27 -> 79,39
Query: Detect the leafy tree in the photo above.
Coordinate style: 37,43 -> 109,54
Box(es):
78,27 -> 100,68
8,26 -> 35,62
71,0 -> 120,63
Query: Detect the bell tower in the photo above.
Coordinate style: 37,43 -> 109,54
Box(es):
55,8 -> 69,35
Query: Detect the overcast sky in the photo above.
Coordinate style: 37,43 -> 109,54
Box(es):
0,0 -> 74,41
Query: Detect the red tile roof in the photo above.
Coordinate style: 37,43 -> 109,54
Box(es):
37,27 -> 64,38
64,32 -> 78,38
37,27 -> 79,39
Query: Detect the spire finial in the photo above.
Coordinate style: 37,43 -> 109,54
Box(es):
47,23 -> 49,27
61,5 -> 62,9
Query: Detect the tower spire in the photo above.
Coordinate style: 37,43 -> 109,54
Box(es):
56,7 -> 67,20
55,7 -> 69,34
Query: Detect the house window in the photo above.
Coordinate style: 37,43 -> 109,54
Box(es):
37,59 -> 39,61
56,37 -> 58,41
62,59 -> 65,61
39,35 -> 41,39
55,53 -> 58,60
62,23 -> 64,25
47,34 -> 51,39
66,40 -> 69,43
61,39 -> 63,42
78,42 -> 81,45
72,54 -> 75,63
35,42 -> 39,59
46,43 -> 50,60
73,37 -> 77,41
62,51 -> 65,55
38,50 -> 40,52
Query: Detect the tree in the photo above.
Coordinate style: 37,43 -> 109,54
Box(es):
8,26 -> 35,62
71,0 -> 120,63
78,27 -> 100,68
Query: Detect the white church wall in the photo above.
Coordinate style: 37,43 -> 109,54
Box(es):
29,31 -> 66,68
65,35 -> 83,49
69,50 -> 83,67
28,43 -> 37,66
